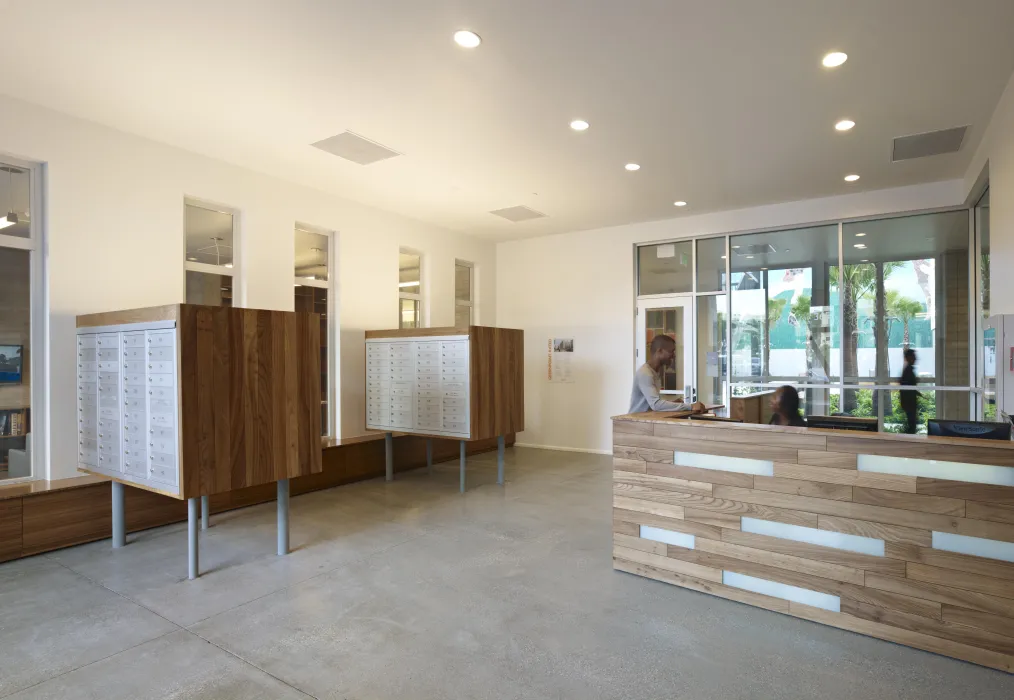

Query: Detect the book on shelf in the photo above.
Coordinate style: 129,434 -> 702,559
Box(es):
0,409 -> 25,436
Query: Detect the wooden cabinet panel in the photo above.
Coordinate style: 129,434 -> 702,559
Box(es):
21,484 -> 111,556
0,498 -> 21,562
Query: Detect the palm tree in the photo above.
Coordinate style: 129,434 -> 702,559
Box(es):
764,297 -> 788,375
830,262 -> 902,411
885,290 -> 923,348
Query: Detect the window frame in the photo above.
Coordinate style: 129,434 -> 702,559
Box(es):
634,204 -> 981,431
183,198 -> 240,307
454,259 -> 475,327
398,247 -> 423,329
0,155 -> 46,483
294,225 -> 337,438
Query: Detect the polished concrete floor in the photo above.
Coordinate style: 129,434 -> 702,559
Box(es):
3,447 -> 1014,699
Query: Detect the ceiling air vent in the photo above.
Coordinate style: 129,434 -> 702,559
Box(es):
489,206 -> 547,223
892,126 -> 967,162
311,131 -> 402,165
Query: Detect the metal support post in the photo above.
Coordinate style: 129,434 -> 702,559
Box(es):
426,438 -> 433,475
277,479 -> 290,556
201,495 -> 209,530
497,435 -> 505,485
385,432 -> 394,481
187,497 -> 199,580
111,481 -> 125,548
459,440 -> 466,493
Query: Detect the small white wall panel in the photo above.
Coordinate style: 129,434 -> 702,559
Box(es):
639,525 -> 696,549
365,335 -> 471,439
858,454 -> 1014,487
672,451 -> 774,476
932,531 -> 1014,564
723,571 -> 841,612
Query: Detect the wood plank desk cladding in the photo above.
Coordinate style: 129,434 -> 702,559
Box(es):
612,413 -> 1014,672
76,304 -> 322,577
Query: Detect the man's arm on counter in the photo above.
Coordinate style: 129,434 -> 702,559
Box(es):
635,369 -> 691,411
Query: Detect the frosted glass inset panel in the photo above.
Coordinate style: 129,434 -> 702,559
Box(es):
742,517 -> 885,556
932,531 -> 1014,564
673,451 -> 774,477
858,454 -> 1014,487
640,525 -> 695,549
722,571 -> 841,612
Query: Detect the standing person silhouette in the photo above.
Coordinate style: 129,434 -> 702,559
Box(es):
900,348 -> 920,434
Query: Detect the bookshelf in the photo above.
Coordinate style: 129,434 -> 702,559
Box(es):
0,407 -> 30,471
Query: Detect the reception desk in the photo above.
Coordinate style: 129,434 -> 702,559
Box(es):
612,412 -> 1014,672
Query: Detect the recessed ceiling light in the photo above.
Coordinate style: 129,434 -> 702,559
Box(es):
844,174 -> 860,182
187,257 -> 197,261
570,120 -> 589,131
732,245 -> 741,249
761,267 -> 768,271
835,119 -> 855,131
861,259 -> 869,263
453,30 -> 481,48
673,201 -> 687,207
746,255 -> 754,259
625,163 -> 640,171
822,51 -> 847,68
855,232 -> 866,237
854,243 -> 866,249
720,255 -> 727,259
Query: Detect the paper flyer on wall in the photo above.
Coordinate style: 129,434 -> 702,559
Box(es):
548,337 -> 574,383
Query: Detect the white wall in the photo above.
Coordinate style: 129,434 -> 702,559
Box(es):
0,95 -> 496,480
497,180 -> 964,454
966,69 -> 1014,313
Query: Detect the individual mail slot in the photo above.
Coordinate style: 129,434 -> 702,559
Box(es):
78,381 -> 98,396
99,405 -> 119,420
442,381 -> 467,392
148,386 -> 174,401
123,409 -> 147,425
149,451 -> 175,468
389,343 -> 412,355
99,371 -> 120,384
416,367 -> 440,378
124,397 -> 145,411
149,437 -> 176,455
124,372 -> 146,386
440,346 -> 468,359
442,406 -> 468,420
77,335 -> 97,349
122,333 -> 146,347
123,360 -> 145,375
417,420 -> 442,431
77,371 -> 98,384
416,356 -> 440,368
390,397 -> 413,410
390,356 -> 414,367
147,331 -> 175,348
98,348 -> 119,361
98,439 -> 119,455
391,409 -> 413,422
367,349 -> 390,360
146,345 -> 173,361
78,347 -> 97,362
367,379 -> 391,388
149,462 -> 177,485
442,389 -> 467,400
123,459 -> 147,478
122,436 -> 145,454
148,426 -> 175,441
440,354 -> 469,366
147,373 -> 174,387
150,398 -> 174,414
122,385 -> 145,399
367,414 -> 391,426
443,420 -> 468,434
389,370 -> 414,382
79,449 -> 98,466
97,452 -> 121,470
122,346 -> 145,361
443,395 -> 467,407
122,422 -> 145,438
390,384 -> 413,397
149,412 -> 174,428
441,371 -> 469,384
96,333 -> 118,346
98,393 -> 119,409
417,380 -> 441,391
417,396 -> 441,407
366,358 -> 391,368
78,437 -> 98,452
146,360 -> 174,375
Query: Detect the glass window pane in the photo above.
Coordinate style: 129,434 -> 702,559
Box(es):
696,295 -> 726,405
455,304 -> 471,328
841,210 -> 969,387
185,203 -> 233,267
295,229 -> 328,282
399,251 -> 421,294
0,164 -> 30,239
984,325 -> 997,420
455,263 -> 472,303
696,238 -> 727,293
294,285 -> 328,436
400,298 -> 420,329
977,189 -> 989,323
730,225 -> 838,384
0,247 -> 31,479
186,271 -> 233,307
638,242 -> 692,295
645,306 -> 684,392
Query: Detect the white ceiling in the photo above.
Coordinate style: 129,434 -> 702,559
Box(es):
1,0 -> 1012,242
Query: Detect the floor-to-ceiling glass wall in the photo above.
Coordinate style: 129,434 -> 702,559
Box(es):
635,206 -> 981,431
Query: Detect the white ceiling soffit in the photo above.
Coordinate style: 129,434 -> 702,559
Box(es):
0,1 -> 1012,242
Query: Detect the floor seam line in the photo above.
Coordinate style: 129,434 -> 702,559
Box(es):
185,628 -> 321,700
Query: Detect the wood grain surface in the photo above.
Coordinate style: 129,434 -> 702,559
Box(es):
468,326 -> 524,440
178,305 -> 322,499
612,414 -> 1014,672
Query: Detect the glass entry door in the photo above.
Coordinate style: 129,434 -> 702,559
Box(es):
636,296 -> 695,401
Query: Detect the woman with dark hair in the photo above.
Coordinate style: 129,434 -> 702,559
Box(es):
769,385 -> 806,427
